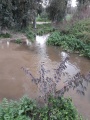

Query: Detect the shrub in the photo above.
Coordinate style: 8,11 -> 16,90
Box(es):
47,31 -> 90,58
15,39 -> 22,44
68,18 -> 90,44
0,33 -> 11,38
0,96 -> 83,120
0,96 -> 36,120
25,23 -> 55,41
36,14 -> 49,22
36,23 -> 55,35
22,58 -> 90,101
25,26 -> 36,42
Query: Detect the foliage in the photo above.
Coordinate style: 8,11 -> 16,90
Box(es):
0,33 -> 11,38
0,96 -> 83,120
25,23 -> 55,41
22,58 -> 90,102
47,18 -> 90,58
69,19 -> 90,44
0,0 -> 42,29
36,13 -> 49,22
15,39 -> 22,44
35,96 -> 83,120
46,0 -> 68,22
36,23 -> 55,35
25,25 -> 36,42
0,96 -> 36,120
77,0 -> 90,9
21,57 -> 89,119
47,32 -> 84,51
36,16 -> 49,22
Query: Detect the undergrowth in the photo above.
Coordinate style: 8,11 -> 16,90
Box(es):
36,15 -> 50,22
69,19 -> 90,45
0,96 -> 83,120
36,23 -> 55,35
15,39 -> 22,44
47,18 -> 90,58
25,26 -> 36,42
25,23 -> 55,42
0,33 -> 11,38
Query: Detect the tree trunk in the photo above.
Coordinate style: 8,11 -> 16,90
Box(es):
0,26 -> 2,34
33,17 -> 36,29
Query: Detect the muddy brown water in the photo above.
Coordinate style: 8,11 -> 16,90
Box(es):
0,34 -> 90,119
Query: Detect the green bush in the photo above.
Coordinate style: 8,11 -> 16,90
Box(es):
47,30 -> 90,58
0,96 -> 83,120
36,15 -> 49,22
35,96 -> 83,120
47,32 -> 84,51
36,23 -> 55,35
26,26 -> 36,42
25,23 -> 55,41
69,19 -> 90,44
0,96 -> 36,120
0,33 -> 11,38
83,45 -> 90,58
15,39 -> 22,44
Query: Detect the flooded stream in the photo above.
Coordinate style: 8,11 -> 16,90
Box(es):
0,34 -> 90,119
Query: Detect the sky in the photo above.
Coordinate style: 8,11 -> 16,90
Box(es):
71,0 -> 77,7
42,0 -> 77,8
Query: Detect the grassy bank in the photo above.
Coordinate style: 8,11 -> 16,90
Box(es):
0,96 -> 82,120
47,18 -> 90,58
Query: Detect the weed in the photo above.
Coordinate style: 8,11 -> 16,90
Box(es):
22,57 -> 90,101
0,96 -> 83,120
25,26 -> 36,42
0,33 -> 11,38
15,39 -> 22,44
47,30 -> 90,58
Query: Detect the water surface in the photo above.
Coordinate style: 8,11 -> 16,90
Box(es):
0,35 -> 90,119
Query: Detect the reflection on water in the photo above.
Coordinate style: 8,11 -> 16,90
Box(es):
0,34 -> 90,119
36,34 -> 49,46
26,39 -> 32,46
0,40 -> 10,49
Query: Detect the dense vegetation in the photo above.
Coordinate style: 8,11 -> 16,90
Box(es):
0,96 -> 83,120
0,0 -> 42,30
46,0 -> 68,22
47,18 -> 90,58
0,33 -> 11,38
26,23 -> 55,41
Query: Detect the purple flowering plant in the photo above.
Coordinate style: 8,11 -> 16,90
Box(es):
21,57 -> 90,102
